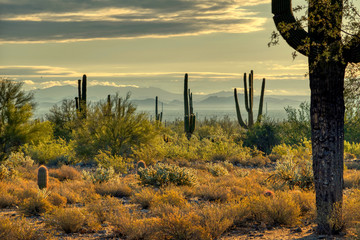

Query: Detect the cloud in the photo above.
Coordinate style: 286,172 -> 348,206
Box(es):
0,65 -> 78,76
89,80 -> 139,88
0,0 -> 268,43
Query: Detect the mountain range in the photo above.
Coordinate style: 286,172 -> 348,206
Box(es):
32,85 -> 310,120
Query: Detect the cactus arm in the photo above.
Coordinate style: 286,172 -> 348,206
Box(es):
155,96 -> 159,120
257,78 -> 266,123
82,74 -> 87,104
344,37 -> 360,63
244,73 -> 249,113
189,114 -> 196,133
272,0 -> 309,56
234,88 -> 248,129
75,97 -> 79,110
184,73 -> 190,133
189,91 -> 193,114
77,79 -> 82,111
248,71 -> 254,126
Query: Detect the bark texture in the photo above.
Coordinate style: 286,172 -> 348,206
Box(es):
310,61 -> 345,234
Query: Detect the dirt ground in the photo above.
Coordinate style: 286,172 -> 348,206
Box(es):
1,208 -> 355,240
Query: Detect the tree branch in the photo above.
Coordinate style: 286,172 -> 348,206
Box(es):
272,0 -> 309,56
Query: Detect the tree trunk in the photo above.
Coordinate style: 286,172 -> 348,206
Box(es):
310,60 -> 346,234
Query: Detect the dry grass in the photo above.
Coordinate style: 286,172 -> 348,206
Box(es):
87,196 -> 123,223
19,193 -> 53,216
95,179 -> 133,197
0,216 -> 45,240
247,191 -> 301,226
152,188 -> 188,209
47,192 -> 67,207
131,187 -> 158,209
344,170 -> 360,189
53,180 -> 100,204
46,207 -> 86,233
48,165 -> 82,181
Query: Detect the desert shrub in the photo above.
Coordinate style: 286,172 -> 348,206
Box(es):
279,102 -> 311,145
0,216 -> 45,240
94,150 -> 133,174
247,191 -> 301,226
46,207 -> 86,233
22,138 -> 76,165
236,154 -> 271,167
109,203 -> 161,240
3,152 -> 34,168
95,179 -> 132,198
344,170 -> 360,188
19,190 -> 52,216
206,162 -> 229,177
0,188 -> 18,208
290,190 -> 316,220
82,166 -> 115,183
47,192 -> 67,207
344,141 -> 360,159
243,120 -> 281,154
87,196 -> 123,224
268,152 -> 313,190
73,93 -> 156,158
233,168 -> 250,178
197,203 -> 236,239
158,208 -> 211,240
152,188 -> 188,209
343,190 -> 360,231
55,180 -> 99,204
194,184 -> 232,202
138,163 -> 197,187
0,164 -> 13,180
49,165 -> 82,181
131,188 -> 158,209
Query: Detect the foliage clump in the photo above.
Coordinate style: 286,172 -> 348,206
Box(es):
138,163 -> 197,187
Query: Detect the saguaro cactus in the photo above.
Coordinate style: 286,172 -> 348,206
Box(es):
234,70 -> 265,129
75,74 -> 87,118
136,160 -> 146,174
184,73 -> 196,140
271,0 -> 360,234
38,165 -> 48,189
155,96 -> 163,122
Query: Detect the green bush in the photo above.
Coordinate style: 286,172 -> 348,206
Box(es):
94,150 -> 133,174
82,166 -> 115,183
206,162 -> 229,177
268,153 -> 313,190
22,138 -> 76,165
73,93 -> 156,158
243,120 -> 281,154
138,163 -> 197,187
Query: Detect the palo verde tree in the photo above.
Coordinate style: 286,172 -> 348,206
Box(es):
271,0 -> 360,234
0,79 -> 36,160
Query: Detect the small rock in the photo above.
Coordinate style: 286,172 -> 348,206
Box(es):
259,222 -> 266,229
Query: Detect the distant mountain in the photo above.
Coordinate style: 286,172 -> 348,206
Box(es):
31,85 -> 310,120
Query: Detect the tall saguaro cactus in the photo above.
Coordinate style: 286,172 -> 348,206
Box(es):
271,0 -> 360,234
75,74 -> 87,118
184,74 -> 196,140
155,96 -> 163,122
234,70 -> 265,129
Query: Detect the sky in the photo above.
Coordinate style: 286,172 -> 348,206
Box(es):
0,0 -> 311,96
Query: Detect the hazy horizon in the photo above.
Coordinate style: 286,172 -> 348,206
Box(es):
0,0 -> 312,96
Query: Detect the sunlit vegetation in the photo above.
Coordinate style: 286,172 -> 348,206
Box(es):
1,79 -> 360,239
